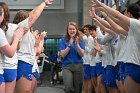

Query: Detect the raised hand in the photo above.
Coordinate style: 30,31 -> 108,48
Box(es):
91,0 -> 102,8
75,36 -> 79,45
69,37 -> 74,46
94,43 -> 101,52
89,9 -> 97,22
89,9 -> 93,18
32,30 -> 39,37
44,0 -> 54,6
89,7 -> 97,18
40,31 -> 46,41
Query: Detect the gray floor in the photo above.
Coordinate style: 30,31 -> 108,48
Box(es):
35,86 -> 65,93
35,71 -> 65,93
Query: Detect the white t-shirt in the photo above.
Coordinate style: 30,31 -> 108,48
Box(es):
17,18 -> 36,65
90,37 -> 97,66
4,23 -> 18,69
114,35 -> 126,65
0,28 -> 9,74
97,34 -> 115,67
17,31 -> 36,65
83,35 -> 94,65
118,18 -> 140,66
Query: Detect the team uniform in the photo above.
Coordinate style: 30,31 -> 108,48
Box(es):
114,34 -> 126,81
16,18 -> 36,81
0,28 -> 9,84
98,33 -> 117,87
83,35 -> 94,80
117,18 -> 140,83
90,37 -> 97,79
3,23 -> 18,82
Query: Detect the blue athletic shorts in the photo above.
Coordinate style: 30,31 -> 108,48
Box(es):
0,74 -> 4,85
33,70 -> 39,81
90,66 -> 97,78
124,63 -> 140,84
84,64 -> 91,80
102,65 -> 117,87
3,69 -> 17,82
96,62 -> 103,77
115,61 -> 125,82
17,60 -> 33,81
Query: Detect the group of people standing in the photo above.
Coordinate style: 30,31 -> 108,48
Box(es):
0,0 -> 140,93
0,0 -> 54,93
59,0 -> 140,93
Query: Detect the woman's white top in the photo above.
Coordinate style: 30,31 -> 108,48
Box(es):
97,33 -> 115,67
0,28 -> 8,74
83,35 -> 94,65
118,18 -> 140,66
4,23 -> 18,69
113,35 -> 126,64
17,18 -> 36,65
90,37 -> 97,66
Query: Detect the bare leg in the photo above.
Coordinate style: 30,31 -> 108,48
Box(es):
108,87 -> 120,93
124,76 -> 140,93
0,83 -> 5,93
15,77 -> 32,93
116,80 -> 126,93
31,75 -> 37,93
5,79 -> 16,93
97,75 -> 108,93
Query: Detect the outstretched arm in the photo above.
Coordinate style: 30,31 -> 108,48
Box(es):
92,0 -> 130,30
28,0 -> 54,27
100,11 -> 128,35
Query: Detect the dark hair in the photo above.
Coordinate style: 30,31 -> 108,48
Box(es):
13,10 -> 29,24
0,2 -> 9,30
83,24 -> 92,30
127,2 -> 140,19
90,25 -> 97,31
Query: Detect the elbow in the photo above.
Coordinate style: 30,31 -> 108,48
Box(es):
80,50 -> 85,57
6,53 -> 14,58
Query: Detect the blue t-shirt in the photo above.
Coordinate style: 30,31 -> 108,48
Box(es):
59,37 -> 85,67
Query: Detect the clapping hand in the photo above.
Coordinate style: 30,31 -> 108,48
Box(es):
75,36 -> 79,45
14,27 -> 27,41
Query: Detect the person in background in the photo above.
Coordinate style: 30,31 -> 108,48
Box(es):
82,24 -> 95,93
31,30 -> 45,93
48,50 -> 59,85
59,22 -> 85,93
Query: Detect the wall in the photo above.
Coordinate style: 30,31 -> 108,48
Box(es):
8,0 -> 83,37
